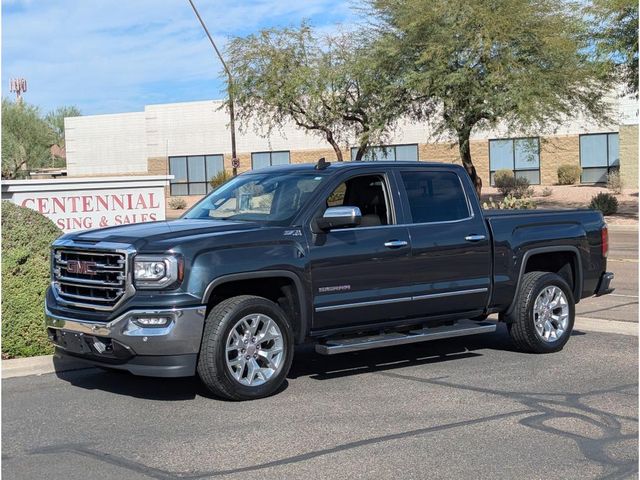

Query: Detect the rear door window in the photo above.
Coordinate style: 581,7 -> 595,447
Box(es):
400,171 -> 470,223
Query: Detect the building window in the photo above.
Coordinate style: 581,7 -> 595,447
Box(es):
251,151 -> 290,169
489,137 -> 540,185
350,144 -> 419,161
579,133 -> 619,183
169,154 -> 224,196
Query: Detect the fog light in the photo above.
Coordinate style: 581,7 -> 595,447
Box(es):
132,316 -> 171,327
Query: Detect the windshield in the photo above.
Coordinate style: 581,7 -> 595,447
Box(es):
183,171 -> 327,225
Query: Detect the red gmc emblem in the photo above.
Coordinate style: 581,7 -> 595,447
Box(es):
67,260 -> 97,275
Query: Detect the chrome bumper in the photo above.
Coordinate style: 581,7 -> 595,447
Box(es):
45,305 -> 207,356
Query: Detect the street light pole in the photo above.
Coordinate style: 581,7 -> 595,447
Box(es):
187,0 -> 238,176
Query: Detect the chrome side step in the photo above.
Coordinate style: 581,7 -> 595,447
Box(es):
315,320 -> 497,355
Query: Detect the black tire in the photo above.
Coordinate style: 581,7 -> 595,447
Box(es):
197,295 -> 294,401
506,271 -> 575,353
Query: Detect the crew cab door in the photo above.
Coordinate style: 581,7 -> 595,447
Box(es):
395,167 -> 491,318
306,170 -> 412,330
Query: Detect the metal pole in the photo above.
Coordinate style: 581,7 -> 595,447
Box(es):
187,0 -> 238,176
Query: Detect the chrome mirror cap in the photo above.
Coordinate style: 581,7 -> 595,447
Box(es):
316,206 -> 362,231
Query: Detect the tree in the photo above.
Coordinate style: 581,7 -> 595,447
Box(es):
45,105 -> 81,155
226,23 -> 408,161
1,99 -> 54,179
370,0 -> 612,195
589,0 -> 639,95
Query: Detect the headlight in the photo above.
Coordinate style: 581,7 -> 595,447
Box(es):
133,255 -> 182,289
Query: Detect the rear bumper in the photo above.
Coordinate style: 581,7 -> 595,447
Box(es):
45,304 -> 206,377
595,272 -> 615,297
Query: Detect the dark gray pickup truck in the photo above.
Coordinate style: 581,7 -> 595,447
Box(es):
46,161 -> 614,400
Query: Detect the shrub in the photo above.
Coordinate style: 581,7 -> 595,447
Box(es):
557,164 -> 581,185
2,202 -> 62,358
168,197 -> 187,210
493,169 -> 514,186
589,192 -> 618,215
483,195 -> 537,210
542,187 -> 553,197
210,170 -> 231,190
607,170 -> 623,194
495,172 -> 533,199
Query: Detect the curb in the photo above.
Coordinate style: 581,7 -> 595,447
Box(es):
2,317 -> 636,379
1,354 -> 93,379
574,317 -> 638,337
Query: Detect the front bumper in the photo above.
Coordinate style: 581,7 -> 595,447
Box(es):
45,304 -> 206,377
595,271 -> 615,297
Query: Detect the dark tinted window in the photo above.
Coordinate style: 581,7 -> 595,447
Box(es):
401,171 -> 470,223
325,175 -> 391,227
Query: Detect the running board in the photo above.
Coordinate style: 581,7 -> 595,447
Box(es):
315,320 -> 497,355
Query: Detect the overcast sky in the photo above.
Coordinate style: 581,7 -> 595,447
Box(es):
2,0 -> 355,115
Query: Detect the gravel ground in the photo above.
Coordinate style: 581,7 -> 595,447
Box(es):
481,185 -> 639,225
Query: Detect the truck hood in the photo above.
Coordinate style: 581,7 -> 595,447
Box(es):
66,219 -> 263,250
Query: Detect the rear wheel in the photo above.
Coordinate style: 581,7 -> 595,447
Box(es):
507,271 -> 575,353
197,295 -> 294,400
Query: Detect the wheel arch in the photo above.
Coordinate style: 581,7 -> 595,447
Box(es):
505,246 -> 582,318
202,271 -> 308,344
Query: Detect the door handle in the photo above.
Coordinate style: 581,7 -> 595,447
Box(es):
465,234 -> 486,242
384,240 -> 408,248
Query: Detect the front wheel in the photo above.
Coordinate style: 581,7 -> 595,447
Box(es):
197,295 -> 294,400
507,271 -> 575,353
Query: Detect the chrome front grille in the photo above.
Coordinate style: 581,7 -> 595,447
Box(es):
53,249 -> 130,310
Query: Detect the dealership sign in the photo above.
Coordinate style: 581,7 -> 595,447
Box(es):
2,175 -> 172,232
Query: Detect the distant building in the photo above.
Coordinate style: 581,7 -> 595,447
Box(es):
64,92 -> 638,204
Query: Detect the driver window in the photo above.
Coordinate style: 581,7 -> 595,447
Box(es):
325,175 -> 391,227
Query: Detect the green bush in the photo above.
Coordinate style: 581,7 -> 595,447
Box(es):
168,197 -> 187,210
210,170 -> 231,190
542,187 -> 553,197
589,192 -> 619,215
493,169 -> 514,186
483,195 -> 537,210
2,202 -> 62,358
494,171 -> 533,199
607,170 -> 623,194
557,164 -> 581,185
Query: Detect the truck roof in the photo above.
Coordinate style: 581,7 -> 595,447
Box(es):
248,161 -> 466,175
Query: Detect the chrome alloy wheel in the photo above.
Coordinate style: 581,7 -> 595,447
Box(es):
533,286 -> 570,343
225,314 -> 285,387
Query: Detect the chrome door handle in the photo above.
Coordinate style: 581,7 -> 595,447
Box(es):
384,240 -> 408,248
465,234 -> 486,242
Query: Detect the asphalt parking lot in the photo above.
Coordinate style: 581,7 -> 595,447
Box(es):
3,228 -> 637,480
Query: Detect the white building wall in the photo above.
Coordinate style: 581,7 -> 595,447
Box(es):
65,93 -> 638,177
145,100 -> 328,159
65,112 -> 147,176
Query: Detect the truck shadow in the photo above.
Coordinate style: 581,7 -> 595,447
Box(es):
53,323 -> 590,401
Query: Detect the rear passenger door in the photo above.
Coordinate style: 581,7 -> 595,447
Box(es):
396,168 -> 491,319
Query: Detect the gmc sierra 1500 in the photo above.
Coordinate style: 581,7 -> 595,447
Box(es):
46,161 -> 614,400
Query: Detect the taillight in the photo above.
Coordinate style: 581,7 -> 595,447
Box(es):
601,225 -> 609,258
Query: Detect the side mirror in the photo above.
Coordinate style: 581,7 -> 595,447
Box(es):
316,206 -> 362,231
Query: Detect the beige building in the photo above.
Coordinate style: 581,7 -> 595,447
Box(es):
64,94 -> 639,204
